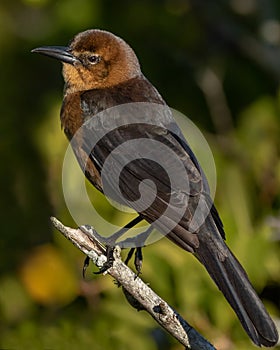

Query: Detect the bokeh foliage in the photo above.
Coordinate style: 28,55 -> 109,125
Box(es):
0,0 -> 279,349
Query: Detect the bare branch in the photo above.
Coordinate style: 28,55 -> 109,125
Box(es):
50,216 -> 216,350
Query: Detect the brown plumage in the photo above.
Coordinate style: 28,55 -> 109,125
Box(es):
32,29 -> 278,347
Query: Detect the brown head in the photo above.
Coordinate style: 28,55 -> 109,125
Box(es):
32,29 -> 142,93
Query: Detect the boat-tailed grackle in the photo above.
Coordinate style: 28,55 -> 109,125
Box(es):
32,29 -> 278,347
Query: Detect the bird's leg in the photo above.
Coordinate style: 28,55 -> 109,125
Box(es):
105,215 -> 143,246
80,224 -> 106,277
122,226 -> 154,274
97,215 -> 144,273
83,256 -> 90,278
118,226 -> 153,249
81,216 -> 143,275
81,217 -> 153,275
134,247 -> 143,275
124,247 -> 135,266
124,247 -> 142,275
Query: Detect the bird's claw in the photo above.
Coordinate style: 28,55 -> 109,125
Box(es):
80,223 -> 144,276
82,256 -> 90,278
125,247 -> 143,276
94,245 -> 115,274
134,247 -> 143,276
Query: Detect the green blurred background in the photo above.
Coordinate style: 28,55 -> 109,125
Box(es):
0,0 -> 280,349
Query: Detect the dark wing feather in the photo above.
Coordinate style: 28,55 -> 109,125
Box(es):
90,122 -> 205,251
80,75 -> 222,250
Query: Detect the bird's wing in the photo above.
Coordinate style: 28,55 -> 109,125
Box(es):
95,122 -> 206,251
78,79 -> 222,251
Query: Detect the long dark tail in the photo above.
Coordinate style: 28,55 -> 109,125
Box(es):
195,222 -> 278,347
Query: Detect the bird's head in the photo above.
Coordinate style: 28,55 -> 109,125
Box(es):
32,29 -> 142,93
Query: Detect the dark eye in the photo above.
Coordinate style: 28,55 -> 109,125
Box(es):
87,55 -> 101,64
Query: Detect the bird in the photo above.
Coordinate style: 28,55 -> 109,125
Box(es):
32,29 -> 278,347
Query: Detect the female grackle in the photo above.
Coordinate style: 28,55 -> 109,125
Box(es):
32,29 -> 278,347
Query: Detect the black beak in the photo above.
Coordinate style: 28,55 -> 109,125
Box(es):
31,46 -> 79,65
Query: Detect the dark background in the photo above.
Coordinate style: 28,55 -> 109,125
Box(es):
0,0 -> 279,349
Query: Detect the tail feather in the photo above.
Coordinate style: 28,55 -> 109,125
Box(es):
195,223 -> 278,347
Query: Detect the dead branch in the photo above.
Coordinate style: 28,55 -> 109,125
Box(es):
50,216 -> 216,350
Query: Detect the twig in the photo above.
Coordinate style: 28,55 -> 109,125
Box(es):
50,216 -> 216,350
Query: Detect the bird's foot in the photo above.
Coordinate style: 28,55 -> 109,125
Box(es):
124,247 -> 143,276
80,224 -> 116,276
94,245 -> 116,274
80,220 -> 147,276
